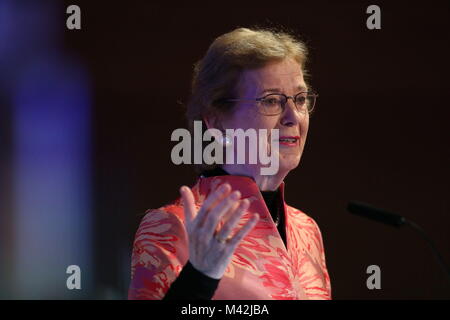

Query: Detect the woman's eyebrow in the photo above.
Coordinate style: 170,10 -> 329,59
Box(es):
296,85 -> 308,92
260,88 -> 282,95
259,85 -> 308,95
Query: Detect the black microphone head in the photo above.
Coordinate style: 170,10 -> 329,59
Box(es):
347,201 -> 406,228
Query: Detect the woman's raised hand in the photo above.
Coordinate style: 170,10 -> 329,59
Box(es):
180,184 -> 260,279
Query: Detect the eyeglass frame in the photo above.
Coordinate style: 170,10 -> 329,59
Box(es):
220,91 -> 318,116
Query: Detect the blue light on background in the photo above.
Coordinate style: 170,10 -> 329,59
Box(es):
12,57 -> 93,298
0,1 -> 94,299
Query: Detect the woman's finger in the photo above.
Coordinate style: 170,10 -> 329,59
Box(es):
215,199 -> 249,241
228,213 -> 260,248
201,190 -> 241,240
180,186 -> 196,226
193,183 -> 231,229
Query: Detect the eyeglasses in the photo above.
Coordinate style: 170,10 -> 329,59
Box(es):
222,92 -> 318,116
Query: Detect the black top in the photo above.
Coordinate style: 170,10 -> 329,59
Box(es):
163,167 -> 286,300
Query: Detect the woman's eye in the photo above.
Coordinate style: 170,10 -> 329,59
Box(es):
295,96 -> 306,105
264,98 -> 280,106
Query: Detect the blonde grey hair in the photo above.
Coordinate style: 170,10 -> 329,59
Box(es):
185,27 -> 310,172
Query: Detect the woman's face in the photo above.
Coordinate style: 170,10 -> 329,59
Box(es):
220,58 -> 310,176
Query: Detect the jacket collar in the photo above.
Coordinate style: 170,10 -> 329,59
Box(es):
196,173 -> 286,224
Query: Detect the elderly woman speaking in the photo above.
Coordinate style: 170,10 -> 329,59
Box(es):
128,27 -> 331,300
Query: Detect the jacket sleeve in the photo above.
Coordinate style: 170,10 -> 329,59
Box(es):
128,208 -> 189,299
128,207 -> 220,300
308,217 -> 332,300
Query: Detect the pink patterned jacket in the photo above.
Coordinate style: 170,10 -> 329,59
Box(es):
128,175 -> 332,300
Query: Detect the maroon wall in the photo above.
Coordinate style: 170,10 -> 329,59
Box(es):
64,0 -> 450,299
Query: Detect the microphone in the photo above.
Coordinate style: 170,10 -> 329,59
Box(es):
347,201 -> 406,227
347,200 -> 450,285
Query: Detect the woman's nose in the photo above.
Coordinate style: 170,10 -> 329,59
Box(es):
280,99 -> 300,127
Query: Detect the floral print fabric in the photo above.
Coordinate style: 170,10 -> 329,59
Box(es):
128,175 -> 331,300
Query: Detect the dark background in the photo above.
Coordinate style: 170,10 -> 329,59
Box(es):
58,0 -> 449,299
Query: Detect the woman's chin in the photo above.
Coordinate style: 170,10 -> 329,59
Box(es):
279,154 -> 301,174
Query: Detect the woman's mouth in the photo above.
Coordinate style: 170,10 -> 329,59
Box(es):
278,136 -> 300,147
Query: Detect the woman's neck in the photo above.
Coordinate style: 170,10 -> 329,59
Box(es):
221,164 -> 286,191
